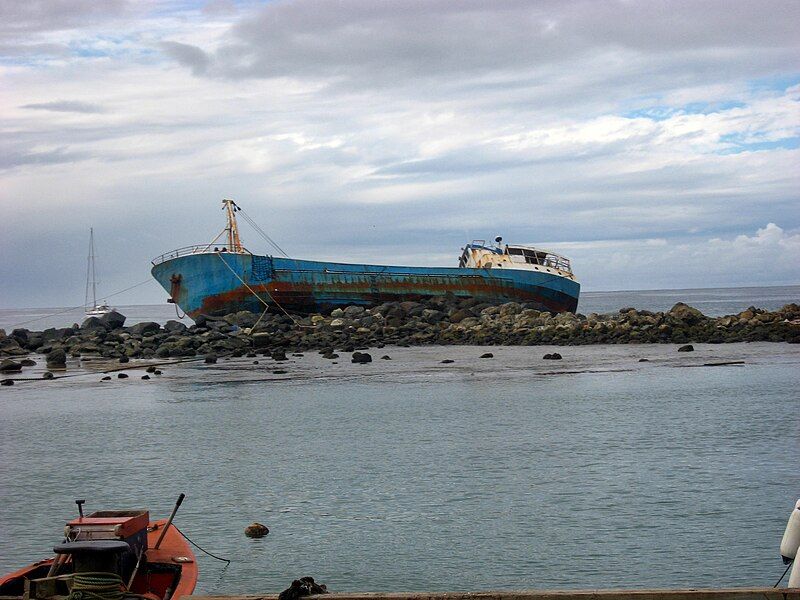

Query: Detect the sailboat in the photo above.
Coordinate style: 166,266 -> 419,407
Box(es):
85,228 -> 114,317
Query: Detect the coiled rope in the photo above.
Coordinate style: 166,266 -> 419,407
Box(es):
66,573 -> 125,600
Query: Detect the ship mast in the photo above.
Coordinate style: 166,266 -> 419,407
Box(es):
222,198 -> 243,252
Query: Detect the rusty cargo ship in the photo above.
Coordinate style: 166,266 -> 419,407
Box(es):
151,200 -> 580,318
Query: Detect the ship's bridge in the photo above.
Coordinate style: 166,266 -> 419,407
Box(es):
459,240 -> 575,280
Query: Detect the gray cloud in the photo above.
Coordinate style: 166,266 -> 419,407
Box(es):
21,100 -> 105,113
0,0 -> 129,36
160,41 -> 211,76
0,146 -> 88,170
189,0 -> 799,92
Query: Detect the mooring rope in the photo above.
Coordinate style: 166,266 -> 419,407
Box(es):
215,253 -> 315,329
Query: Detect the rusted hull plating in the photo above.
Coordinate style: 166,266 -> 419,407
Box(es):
151,252 -> 580,318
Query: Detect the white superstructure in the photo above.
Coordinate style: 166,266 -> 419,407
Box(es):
458,239 -> 576,281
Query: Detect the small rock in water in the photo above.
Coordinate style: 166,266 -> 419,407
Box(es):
101,376 -> 111,381
253,360 -> 259,364
380,355 -> 392,360
244,522 -> 269,538
119,356 -> 130,363
543,353 -> 562,360
271,350 -> 288,361
146,366 -> 157,373
1,379 -> 14,386
322,352 -> 339,360
678,344 -> 694,352
273,370 -> 288,375
292,353 -> 304,357
43,371 -> 54,379
479,353 -> 494,359
638,358 -> 649,362
204,353 -> 218,364
154,369 -> 162,375
20,359 -> 36,367
117,373 -> 128,379
278,576 -> 328,600
351,351 -> 372,364
440,359 -> 454,364
141,375 -> 150,380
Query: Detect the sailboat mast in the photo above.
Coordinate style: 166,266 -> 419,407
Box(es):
223,199 -> 242,252
90,228 -> 98,307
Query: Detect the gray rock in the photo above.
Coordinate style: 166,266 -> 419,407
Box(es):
0,359 -> 22,372
100,311 -> 126,329
43,371 -> 54,379
80,316 -> 107,330
46,348 -> 67,368
128,321 -> 161,336
479,352 -> 494,359
164,320 -> 188,333
204,353 -> 218,364
343,305 -> 366,318
678,344 -> 694,352
351,351 -> 372,364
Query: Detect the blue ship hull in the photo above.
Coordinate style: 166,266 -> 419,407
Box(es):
151,252 -> 580,317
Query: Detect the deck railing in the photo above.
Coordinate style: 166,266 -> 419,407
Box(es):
151,245 -> 251,266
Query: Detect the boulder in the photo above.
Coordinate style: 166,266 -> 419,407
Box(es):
668,303 -> 706,324
380,355 -> 392,360
440,359 -> 454,364
117,373 -> 128,379
46,348 -> 67,368
479,352 -> 494,359
43,371 -> 54,379
99,311 -> 126,329
343,305 -> 366,318
204,353 -> 218,364
164,320 -> 188,333
678,344 -> 694,352
0,336 -> 27,356
351,351 -> 372,364
278,577 -> 328,600
543,353 -> 562,360
0,359 -> 22,373
128,321 -> 161,336
1,379 -> 13,386
80,316 -> 107,330
20,358 -> 36,366
449,308 -> 474,324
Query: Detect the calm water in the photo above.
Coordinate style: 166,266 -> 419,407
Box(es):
1,343 -> 798,592
0,285 -> 797,332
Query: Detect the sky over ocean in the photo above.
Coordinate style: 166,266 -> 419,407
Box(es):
0,0 -> 798,307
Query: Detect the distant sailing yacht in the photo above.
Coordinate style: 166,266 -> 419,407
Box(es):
85,228 -> 113,317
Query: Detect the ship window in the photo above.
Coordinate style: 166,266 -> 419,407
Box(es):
508,248 -> 524,256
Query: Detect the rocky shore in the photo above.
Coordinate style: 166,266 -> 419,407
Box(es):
1,300 -> 798,369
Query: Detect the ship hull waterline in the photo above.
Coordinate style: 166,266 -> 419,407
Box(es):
151,252 -> 580,318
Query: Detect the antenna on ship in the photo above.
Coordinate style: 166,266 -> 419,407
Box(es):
222,199 -> 243,253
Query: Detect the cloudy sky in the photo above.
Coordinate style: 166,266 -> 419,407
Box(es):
1,0 -> 798,308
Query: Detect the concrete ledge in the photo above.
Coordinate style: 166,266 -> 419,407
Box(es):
189,589 -> 800,600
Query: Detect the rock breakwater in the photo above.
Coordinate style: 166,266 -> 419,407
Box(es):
0,300 -> 798,363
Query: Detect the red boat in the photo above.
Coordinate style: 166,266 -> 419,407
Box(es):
0,498 -> 197,600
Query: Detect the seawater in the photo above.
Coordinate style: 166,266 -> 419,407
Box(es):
0,285 -> 798,332
1,343 -> 798,592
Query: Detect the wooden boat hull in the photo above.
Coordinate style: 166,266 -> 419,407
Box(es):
0,518 -> 196,600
